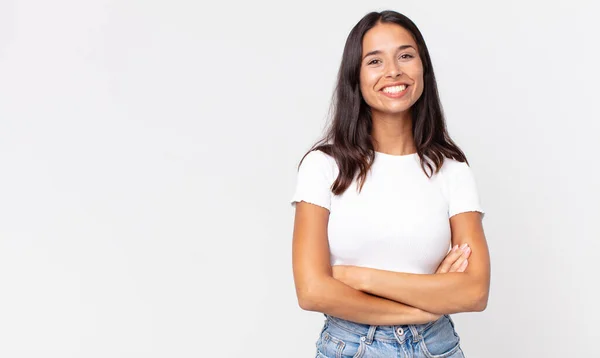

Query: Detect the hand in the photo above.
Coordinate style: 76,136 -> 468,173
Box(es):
332,265 -> 364,290
435,244 -> 471,274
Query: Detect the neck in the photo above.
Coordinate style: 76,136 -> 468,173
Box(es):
371,110 -> 416,155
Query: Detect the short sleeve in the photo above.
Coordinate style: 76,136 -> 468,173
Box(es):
290,150 -> 334,211
441,159 -> 485,219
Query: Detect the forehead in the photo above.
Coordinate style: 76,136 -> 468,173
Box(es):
362,23 -> 417,54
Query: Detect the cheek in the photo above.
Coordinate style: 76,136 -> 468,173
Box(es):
414,77 -> 424,96
411,69 -> 425,96
359,73 -> 379,96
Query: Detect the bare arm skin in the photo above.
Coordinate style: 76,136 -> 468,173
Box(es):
332,212 -> 490,315
292,201 -> 441,325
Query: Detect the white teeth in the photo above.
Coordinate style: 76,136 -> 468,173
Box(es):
382,85 -> 407,93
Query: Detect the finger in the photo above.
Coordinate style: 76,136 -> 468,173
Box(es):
449,246 -> 471,272
331,266 -> 340,279
436,245 -> 462,273
435,245 -> 457,273
443,245 -> 466,272
455,259 -> 469,273
449,255 -> 466,272
457,259 -> 469,272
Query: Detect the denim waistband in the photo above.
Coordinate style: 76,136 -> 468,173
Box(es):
324,314 -> 443,344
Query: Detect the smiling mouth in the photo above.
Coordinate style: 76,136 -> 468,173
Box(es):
381,84 -> 408,94
380,84 -> 409,98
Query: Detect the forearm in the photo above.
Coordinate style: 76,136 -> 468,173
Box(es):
360,270 -> 488,314
298,276 -> 438,325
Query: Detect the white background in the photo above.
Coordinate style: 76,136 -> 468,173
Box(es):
1,0 -> 598,357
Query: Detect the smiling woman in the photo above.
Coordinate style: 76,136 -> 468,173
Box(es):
360,25 -> 424,114
290,10 -> 489,358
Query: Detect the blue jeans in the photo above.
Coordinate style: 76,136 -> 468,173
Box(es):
316,314 -> 465,358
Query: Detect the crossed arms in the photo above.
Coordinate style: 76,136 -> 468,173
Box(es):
291,201 -> 490,326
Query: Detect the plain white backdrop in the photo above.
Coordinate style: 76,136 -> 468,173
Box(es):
0,0 -> 598,357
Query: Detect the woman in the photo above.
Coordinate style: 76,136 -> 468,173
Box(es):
290,10 -> 490,358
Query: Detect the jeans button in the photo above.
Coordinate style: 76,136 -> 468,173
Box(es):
396,327 -> 404,336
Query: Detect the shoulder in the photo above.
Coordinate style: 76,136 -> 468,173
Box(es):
438,157 -> 474,180
298,150 -> 338,176
291,149 -> 338,210
440,157 -> 470,172
301,149 -> 335,165
437,157 -> 479,192
438,157 -> 485,218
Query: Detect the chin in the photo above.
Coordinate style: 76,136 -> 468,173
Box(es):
373,105 -> 412,115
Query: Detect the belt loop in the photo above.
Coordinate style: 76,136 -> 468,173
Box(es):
408,325 -> 422,343
320,316 -> 328,335
365,325 -> 377,344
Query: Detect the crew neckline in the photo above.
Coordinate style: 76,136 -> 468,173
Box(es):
375,151 -> 418,159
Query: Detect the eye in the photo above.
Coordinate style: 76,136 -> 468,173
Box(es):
399,54 -> 414,60
367,59 -> 381,65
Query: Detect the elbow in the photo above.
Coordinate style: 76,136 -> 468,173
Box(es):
296,280 -> 329,312
297,289 -> 317,311
460,273 -> 489,312
468,287 -> 489,312
297,293 -> 328,312
473,292 -> 489,312
298,295 -> 319,311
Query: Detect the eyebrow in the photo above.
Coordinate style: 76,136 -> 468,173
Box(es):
363,45 -> 416,60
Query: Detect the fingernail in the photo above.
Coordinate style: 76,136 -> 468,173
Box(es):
464,247 -> 471,253
460,243 -> 468,249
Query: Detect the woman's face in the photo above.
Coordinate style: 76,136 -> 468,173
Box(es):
359,22 -> 424,118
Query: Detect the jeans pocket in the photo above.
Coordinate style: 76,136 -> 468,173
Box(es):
316,323 -> 365,358
419,315 -> 461,358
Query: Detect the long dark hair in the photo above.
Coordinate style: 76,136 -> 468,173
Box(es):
299,10 -> 468,195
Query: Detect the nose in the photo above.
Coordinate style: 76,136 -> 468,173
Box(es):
386,62 -> 402,78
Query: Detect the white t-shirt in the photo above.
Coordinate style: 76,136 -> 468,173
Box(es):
290,150 -> 485,274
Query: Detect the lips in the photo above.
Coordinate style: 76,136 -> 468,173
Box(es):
380,84 -> 409,98
380,82 -> 410,91
381,84 -> 407,93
